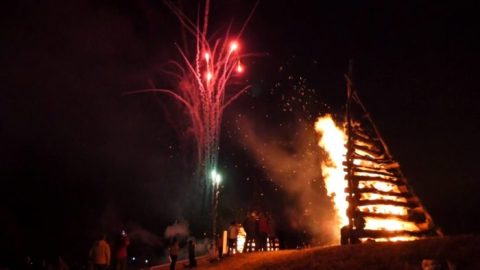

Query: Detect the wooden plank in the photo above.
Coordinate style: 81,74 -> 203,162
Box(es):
351,132 -> 379,144
360,211 -> 426,223
357,199 -> 419,208
353,144 -> 385,157
351,175 -> 405,185
344,187 -> 412,198
353,229 -> 435,239
351,167 -> 397,178
350,153 -> 393,165
352,128 -> 378,141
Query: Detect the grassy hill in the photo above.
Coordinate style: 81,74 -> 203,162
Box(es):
197,235 -> 480,270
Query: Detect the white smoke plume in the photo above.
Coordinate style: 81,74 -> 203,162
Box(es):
238,116 -> 338,244
164,220 -> 190,239
128,224 -> 162,246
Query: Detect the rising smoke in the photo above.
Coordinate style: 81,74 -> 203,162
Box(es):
164,220 -> 190,239
128,224 -> 163,246
237,114 -> 339,245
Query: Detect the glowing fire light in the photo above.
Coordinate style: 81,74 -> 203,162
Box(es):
236,226 -> 247,253
314,115 -> 349,230
314,114 -> 421,242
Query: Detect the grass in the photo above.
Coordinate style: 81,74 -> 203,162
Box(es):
196,235 -> 480,270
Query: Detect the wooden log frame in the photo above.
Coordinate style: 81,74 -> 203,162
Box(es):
345,187 -> 413,198
344,160 -> 397,172
352,134 -> 379,146
353,144 -> 385,158
343,161 -> 401,174
350,167 -> 398,178
349,153 -> 397,166
354,228 -> 435,239
351,175 -> 406,186
353,173 -> 398,182
361,211 -> 426,223
342,64 -> 442,243
352,128 -> 377,141
349,163 -> 403,176
351,131 -> 379,143
352,138 -> 382,152
356,199 -> 419,208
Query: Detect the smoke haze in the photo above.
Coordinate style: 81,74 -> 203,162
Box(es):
164,220 -> 190,239
238,116 -> 339,244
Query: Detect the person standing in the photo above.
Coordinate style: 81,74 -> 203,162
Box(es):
243,212 -> 257,252
267,212 -> 276,250
47,256 -> 69,270
227,222 -> 238,255
258,213 -> 269,251
89,234 -> 111,270
187,240 -> 197,267
115,231 -> 129,270
217,234 -> 223,259
169,238 -> 179,270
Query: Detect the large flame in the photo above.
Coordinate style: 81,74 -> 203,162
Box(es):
314,115 -> 419,241
314,115 -> 349,228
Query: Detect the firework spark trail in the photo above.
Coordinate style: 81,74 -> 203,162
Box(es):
126,1 -> 258,213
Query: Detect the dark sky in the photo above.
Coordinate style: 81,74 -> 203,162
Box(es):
1,0 -> 479,264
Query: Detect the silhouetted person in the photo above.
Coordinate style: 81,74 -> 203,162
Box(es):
340,225 -> 350,245
21,256 -> 34,270
258,213 -> 269,251
354,212 -> 366,230
208,240 -> 219,262
243,212 -> 257,252
115,232 -> 129,270
37,258 -> 48,270
169,238 -> 179,270
89,234 -> 111,270
187,240 -> 196,267
217,234 -> 223,259
266,213 -> 276,250
48,256 -> 69,270
351,211 -> 366,244
227,222 -> 238,254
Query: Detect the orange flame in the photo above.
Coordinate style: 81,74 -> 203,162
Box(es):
314,115 -> 349,230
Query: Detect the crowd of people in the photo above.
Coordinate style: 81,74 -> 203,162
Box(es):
88,233 -> 196,270
14,211 -> 277,270
88,232 -> 130,270
240,211 -> 276,253
14,232 -> 130,270
211,210 -> 276,260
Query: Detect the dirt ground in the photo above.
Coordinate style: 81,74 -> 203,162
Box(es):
182,235 -> 480,270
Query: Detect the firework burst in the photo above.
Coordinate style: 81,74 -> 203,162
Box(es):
127,0 -> 258,214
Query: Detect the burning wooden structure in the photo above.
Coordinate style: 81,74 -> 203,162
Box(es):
342,65 -> 442,244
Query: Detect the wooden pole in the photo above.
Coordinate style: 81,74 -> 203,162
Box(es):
345,60 -> 355,240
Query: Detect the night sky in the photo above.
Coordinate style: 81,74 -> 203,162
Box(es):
1,0 -> 479,265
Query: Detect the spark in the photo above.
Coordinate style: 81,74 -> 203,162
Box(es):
236,63 -> 244,73
230,41 -> 239,52
206,72 -> 213,81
